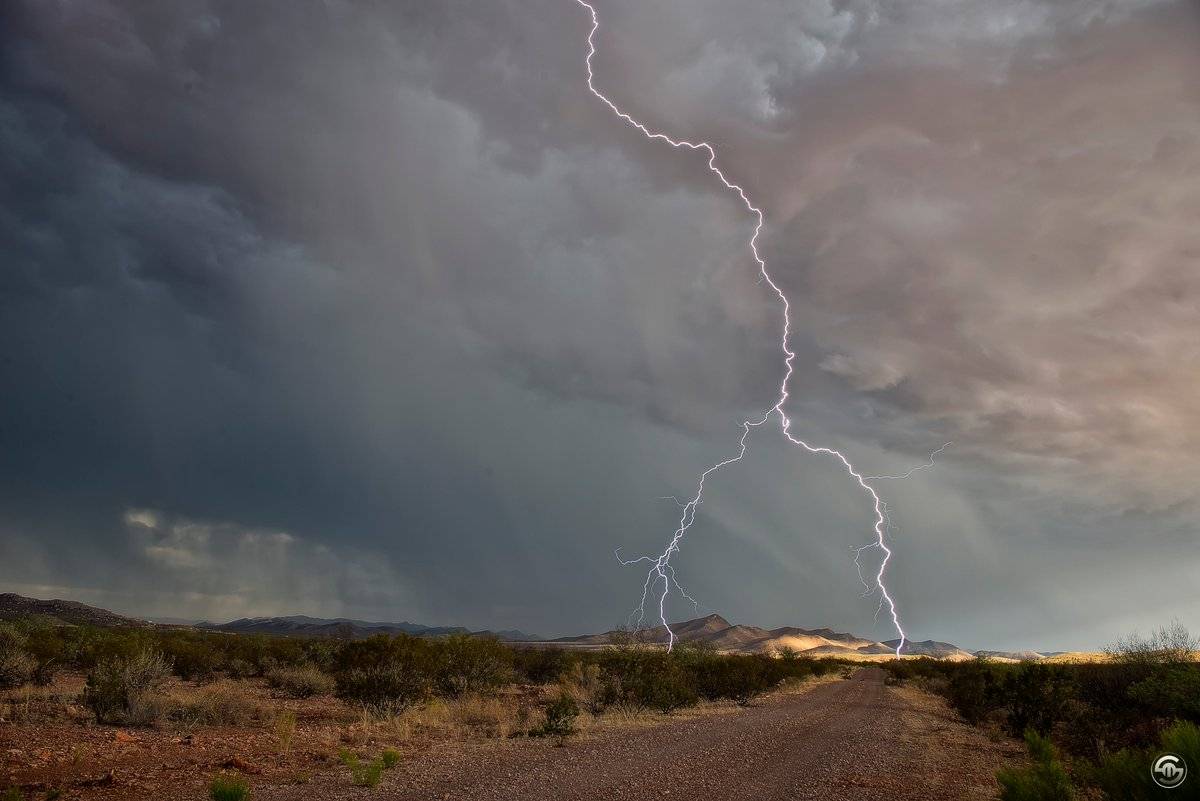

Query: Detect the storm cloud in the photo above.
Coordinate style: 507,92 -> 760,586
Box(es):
1,0 -> 1197,650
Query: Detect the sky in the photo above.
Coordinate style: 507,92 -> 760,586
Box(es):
1,0 -> 1197,651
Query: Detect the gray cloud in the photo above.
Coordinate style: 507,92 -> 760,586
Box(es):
0,0 -> 1197,649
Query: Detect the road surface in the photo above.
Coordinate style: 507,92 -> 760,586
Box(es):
269,668 -> 1018,801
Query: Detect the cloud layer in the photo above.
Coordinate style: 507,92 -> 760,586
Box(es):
0,0 -> 1197,648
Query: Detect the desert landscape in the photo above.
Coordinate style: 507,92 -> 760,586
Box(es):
2,593 -> 1197,800
5,0 -> 1200,799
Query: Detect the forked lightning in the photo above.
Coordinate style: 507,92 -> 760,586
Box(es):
575,0 -> 930,656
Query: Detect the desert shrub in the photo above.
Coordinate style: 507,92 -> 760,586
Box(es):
434,635 -> 513,697
335,635 -> 434,715
881,657 -> 942,687
946,663 -> 1003,725
641,656 -> 699,714
209,774 -> 251,801
565,662 -> 614,716
1003,664 -> 1074,737
1089,721 -> 1200,801
265,664 -> 334,698
0,624 -> 34,689
531,690 -> 579,743
84,649 -> 172,725
299,639 -> 339,673
1127,665 -> 1200,721
337,664 -> 428,716
174,681 -> 263,726
162,636 -> 220,682
511,647 -> 575,685
1107,621 -> 1198,668
22,626 -> 66,686
225,659 -> 256,680
689,653 -> 775,705
380,748 -> 401,769
996,730 -> 1074,801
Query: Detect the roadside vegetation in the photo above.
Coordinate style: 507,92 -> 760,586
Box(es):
882,621 -> 1200,800
0,615 -> 839,796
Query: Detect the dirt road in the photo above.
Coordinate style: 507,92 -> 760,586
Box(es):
266,668 -> 1020,801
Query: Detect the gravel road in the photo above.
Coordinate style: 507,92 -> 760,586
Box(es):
265,668 -> 1019,801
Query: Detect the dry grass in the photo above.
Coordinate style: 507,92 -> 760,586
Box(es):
357,692 -> 536,744
168,679 -> 267,728
275,708 -> 298,753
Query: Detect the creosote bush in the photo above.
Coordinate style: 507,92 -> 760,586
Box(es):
531,690 -> 579,744
996,730 -> 1074,801
84,649 -> 172,725
0,624 -> 34,690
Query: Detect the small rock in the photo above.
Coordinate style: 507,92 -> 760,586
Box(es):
223,756 -> 263,775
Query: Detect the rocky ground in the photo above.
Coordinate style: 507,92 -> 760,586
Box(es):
2,669 -> 1020,800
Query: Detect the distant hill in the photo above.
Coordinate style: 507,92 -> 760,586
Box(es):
0,593 -> 150,628
885,638 -> 976,660
0,592 -> 1083,661
552,613 -> 956,659
202,615 -> 538,642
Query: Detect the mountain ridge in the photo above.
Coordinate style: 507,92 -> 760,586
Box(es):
0,593 -> 1066,660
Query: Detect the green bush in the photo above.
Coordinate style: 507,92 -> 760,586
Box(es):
1091,721 -> 1200,801
23,625 -> 66,686
566,662 -> 615,716
433,635 -> 513,697
339,750 -> 384,787
1127,666 -> 1200,720
265,664 -> 334,698
532,690 -> 579,743
511,648 -> 574,685
0,624 -> 34,689
1004,665 -> 1074,737
84,649 -> 172,725
946,663 -> 1003,725
336,664 -> 428,716
594,649 -> 698,715
641,656 -> 699,714
334,635 -> 433,715
209,773 -> 251,801
380,748 -> 401,769
689,653 -> 775,705
225,658 -> 256,679
162,636 -> 220,682
996,730 -> 1075,801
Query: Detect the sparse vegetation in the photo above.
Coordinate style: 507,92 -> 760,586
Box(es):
83,649 -> 172,725
878,621 -> 1200,800
433,634 -> 513,697
209,773 -> 252,801
0,624 -> 35,689
275,709 -> 297,753
531,689 -> 579,744
265,664 -> 334,698
996,730 -> 1074,801
172,680 -> 264,726
339,750 -> 385,787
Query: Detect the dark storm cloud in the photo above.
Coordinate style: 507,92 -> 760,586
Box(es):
1,0 -> 1196,649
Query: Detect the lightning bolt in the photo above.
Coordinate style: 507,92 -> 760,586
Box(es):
575,0 -> 910,657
